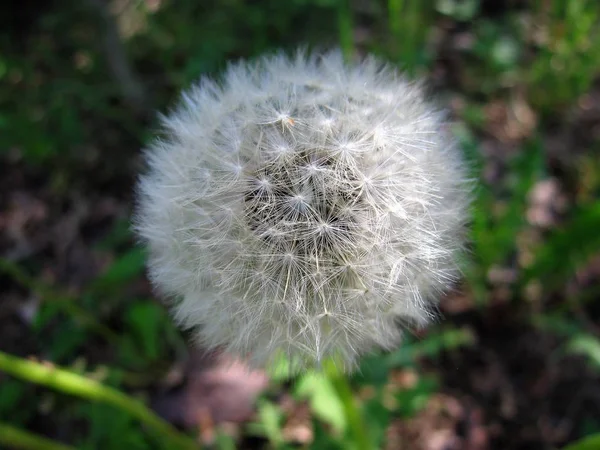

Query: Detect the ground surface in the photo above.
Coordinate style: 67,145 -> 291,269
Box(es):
1,1 -> 600,449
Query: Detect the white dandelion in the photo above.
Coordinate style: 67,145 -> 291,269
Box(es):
135,49 -> 471,372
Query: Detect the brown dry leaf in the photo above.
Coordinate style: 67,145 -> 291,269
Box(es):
281,400 -> 313,445
526,178 -> 567,228
153,350 -> 268,434
442,290 -> 476,314
484,94 -> 537,145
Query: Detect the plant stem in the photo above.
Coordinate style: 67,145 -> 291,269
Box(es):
338,0 -> 354,62
0,422 -> 76,450
388,0 -> 405,64
85,0 -> 150,118
388,0 -> 404,40
0,351 -> 199,450
324,360 -> 372,450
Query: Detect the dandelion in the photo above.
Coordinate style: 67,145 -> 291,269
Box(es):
135,50 -> 470,372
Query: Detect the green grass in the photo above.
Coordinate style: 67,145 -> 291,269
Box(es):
1,0 -> 600,449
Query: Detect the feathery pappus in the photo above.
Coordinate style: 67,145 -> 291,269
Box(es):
135,49 -> 471,372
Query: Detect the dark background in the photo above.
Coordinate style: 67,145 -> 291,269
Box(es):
1,1 -> 600,449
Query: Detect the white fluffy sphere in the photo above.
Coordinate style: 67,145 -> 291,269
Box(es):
135,50 -> 470,372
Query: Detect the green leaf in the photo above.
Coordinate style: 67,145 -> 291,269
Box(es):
383,328 -> 475,369
353,353 -> 390,386
95,219 -> 135,251
362,396 -> 391,446
0,380 -> 25,418
395,376 -> 438,418
436,0 -> 480,21
214,429 -> 237,450
92,248 -> 146,291
533,315 -> 582,337
79,403 -> 151,450
522,202 -> 600,287
567,336 -> 600,370
48,320 -> 87,361
125,301 -> 163,361
295,371 -> 346,434
117,336 -> 148,369
268,352 -> 300,383
254,400 -> 285,448
33,301 -> 64,331
562,433 -> 600,450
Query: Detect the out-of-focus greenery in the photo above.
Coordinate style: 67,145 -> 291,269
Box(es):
1,0 -> 600,449
528,0 -> 600,114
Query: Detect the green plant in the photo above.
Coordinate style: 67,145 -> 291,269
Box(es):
528,0 -> 600,115
0,351 -> 198,450
3,0 -> 600,448
387,0 -> 435,73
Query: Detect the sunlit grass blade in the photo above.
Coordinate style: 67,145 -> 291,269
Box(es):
0,351 -> 199,450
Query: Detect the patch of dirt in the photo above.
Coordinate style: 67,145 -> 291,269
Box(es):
427,305 -> 600,450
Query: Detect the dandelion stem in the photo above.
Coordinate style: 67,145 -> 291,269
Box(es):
0,351 -> 199,450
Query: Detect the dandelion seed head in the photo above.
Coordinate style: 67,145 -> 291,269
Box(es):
135,49 -> 471,372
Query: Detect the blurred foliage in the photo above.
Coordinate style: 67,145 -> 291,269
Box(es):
1,0 -> 600,449
528,0 -> 600,116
